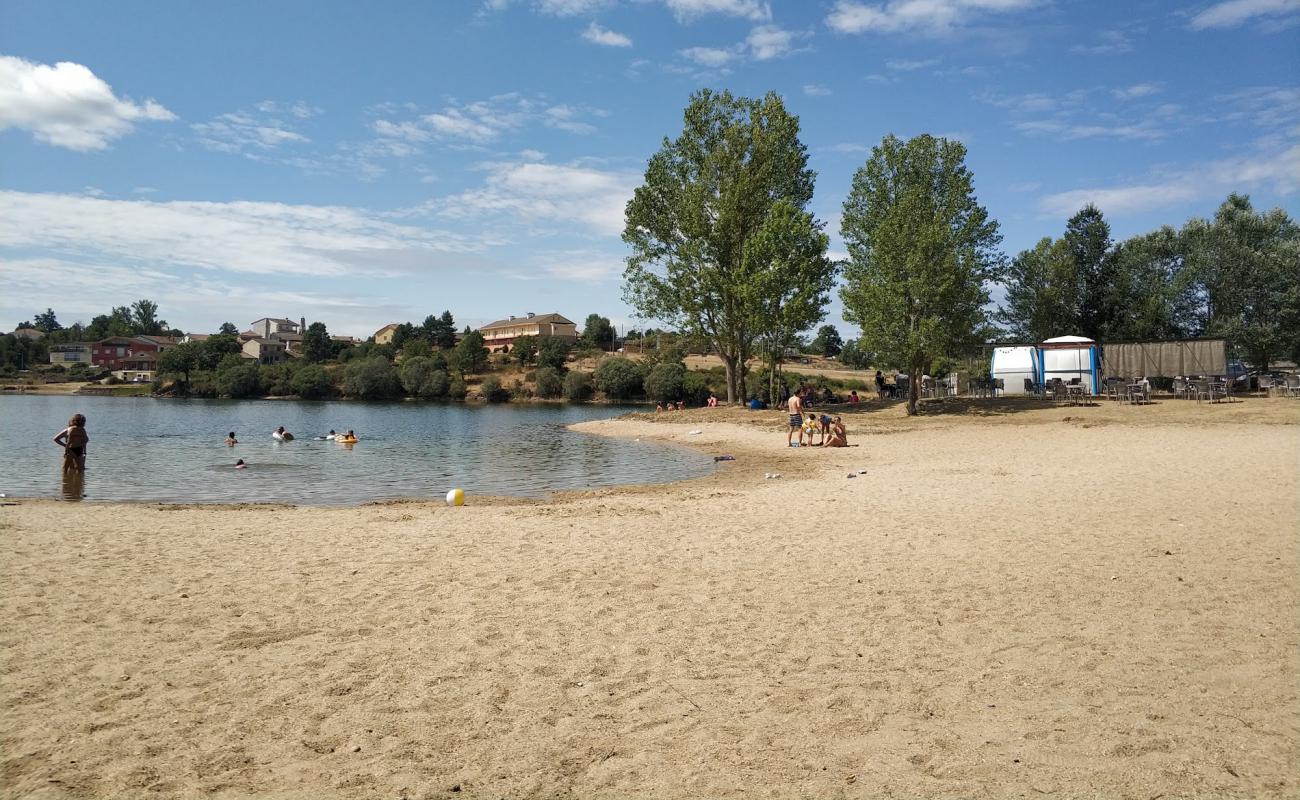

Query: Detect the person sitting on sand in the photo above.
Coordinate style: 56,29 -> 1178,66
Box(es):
825,417 -> 848,448
226,431 -> 238,446
676,400 -> 685,411
656,403 -> 664,413
849,390 -> 859,404
53,413 -> 89,473
707,393 -> 718,408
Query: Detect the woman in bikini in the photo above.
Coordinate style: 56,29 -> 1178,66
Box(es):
53,413 -> 89,472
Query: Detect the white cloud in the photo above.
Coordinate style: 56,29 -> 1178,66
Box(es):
886,57 -> 940,70
0,54 -> 174,151
372,94 -> 601,147
1070,28 -> 1136,54
254,100 -> 321,119
582,21 -> 633,46
746,24 -> 797,59
803,84 -> 833,96
1015,119 -> 1165,141
532,250 -> 625,282
680,46 -> 742,67
1189,0 -> 1300,30
1112,83 -> 1162,100
0,190 -> 496,279
823,142 -> 870,154
826,0 -> 1038,34
427,159 -> 638,237
192,111 -> 310,155
1037,143 -> 1300,217
664,0 -> 771,22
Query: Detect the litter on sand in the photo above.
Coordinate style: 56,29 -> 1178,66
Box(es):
764,472 -> 783,479
688,430 -> 703,435
714,455 -> 735,462
846,473 -> 857,479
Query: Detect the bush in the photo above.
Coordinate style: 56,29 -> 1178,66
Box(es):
563,370 -> 594,402
448,377 -> 468,400
593,357 -> 643,400
480,376 -> 510,403
401,356 -> 450,398
534,366 -> 564,398
292,364 -> 334,399
342,356 -> 402,400
643,362 -> 686,403
681,370 -> 711,406
510,379 -> 532,400
217,362 -> 262,398
537,336 -> 572,371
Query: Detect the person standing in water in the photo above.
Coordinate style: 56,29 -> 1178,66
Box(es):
226,431 -> 238,446
53,413 -> 89,472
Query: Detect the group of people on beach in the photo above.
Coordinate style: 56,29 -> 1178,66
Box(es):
785,391 -> 848,448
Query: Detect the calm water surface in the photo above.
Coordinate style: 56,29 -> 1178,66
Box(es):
0,395 -> 713,504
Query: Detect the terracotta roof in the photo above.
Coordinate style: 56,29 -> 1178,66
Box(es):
479,313 -> 575,331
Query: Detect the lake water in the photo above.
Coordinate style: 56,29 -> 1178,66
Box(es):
0,395 -> 714,505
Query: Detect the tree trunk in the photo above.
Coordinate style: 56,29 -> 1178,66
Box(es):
908,366 -> 921,416
721,353 -> 739,403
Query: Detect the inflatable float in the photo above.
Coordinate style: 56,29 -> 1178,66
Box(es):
336,435 -> 358,444
272,431 -> 294,441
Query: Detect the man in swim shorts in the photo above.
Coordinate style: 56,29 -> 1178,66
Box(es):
787,391 -> 803,447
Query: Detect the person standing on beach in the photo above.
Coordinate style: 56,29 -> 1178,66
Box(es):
787,390 -> 803,447
53,413 -> 89,472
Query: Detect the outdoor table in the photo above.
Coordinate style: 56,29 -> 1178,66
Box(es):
1065,384 -> 1088,405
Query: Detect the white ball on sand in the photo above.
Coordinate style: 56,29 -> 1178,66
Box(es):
445,488 -> 465,507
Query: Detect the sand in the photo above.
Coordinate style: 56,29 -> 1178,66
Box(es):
2,397 -> 1298,799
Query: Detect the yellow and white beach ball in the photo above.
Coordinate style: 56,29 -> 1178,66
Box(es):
445,488 -> 465,507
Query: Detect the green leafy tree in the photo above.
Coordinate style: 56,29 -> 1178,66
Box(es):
1066,204 -> 1115,340
582,314 -> 616,350
1184,194 -> 1300,370
199,335 -> 241,370
131,299 -> 165,335
838,339 -> 870,369
448,376 -> 468,400
839,134 -> 1003,415
292,364 -> 334,399
158,341 -> 204,391
593,357 -> 644,400
534,366 -> 564,398
810,325 -> 843,357
623,89 -> 819,403
401,356 -> 451,398
449,330 -> 490,377
643,361 -> 686,403
562,370 -> 594,401
680,370 -> 711,406
342,356 -> 403,400
742,201 -> 837,402
432,311 -> 457,349
536,336 -> 572,371
303,322 -> 332,363
512,335 -> 539,365
218,322 -> 239,335
33,309 -> 60,333
1104,227 -> 1197,341
997,237 -> 1081,342
217,362 -> 262,398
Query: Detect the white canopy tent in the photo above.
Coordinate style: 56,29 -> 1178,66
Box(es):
990,346 -> 1039,395
1039,336 -> 1100,394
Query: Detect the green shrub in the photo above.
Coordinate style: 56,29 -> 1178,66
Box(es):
510,379 -> 532,400
292,364 -> 334,399
216,362 -> 262,398
480,376 -> 510,403
401,356 -> 451,398
534,366 -> 564,398
593,357 -> 643,400
563,370 -> 594,402
681,370 -> 711,406
537,336 -> 572,371
342,356 -> 402,400
643,362 -> 685,403
448,377 -> 468,400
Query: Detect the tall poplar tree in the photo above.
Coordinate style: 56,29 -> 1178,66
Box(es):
1066,204 -> 1114,339
839,134 -> 1002,415
622,89 -> 826,402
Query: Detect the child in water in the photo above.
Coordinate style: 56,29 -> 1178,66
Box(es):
226,431 -> 238,445
53,413 -> 89,472
235,459 -> 247,469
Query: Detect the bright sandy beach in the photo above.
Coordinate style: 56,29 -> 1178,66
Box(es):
2,398 -> 1298,799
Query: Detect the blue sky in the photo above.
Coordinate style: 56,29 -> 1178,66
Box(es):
1,0 -> 1297,339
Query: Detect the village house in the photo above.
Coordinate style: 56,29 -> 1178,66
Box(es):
477,312 -> 578,353
48,343 -> 94,365
373,323 -> 400,345
12,328 -> 45,340
242,338 -> 288,364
